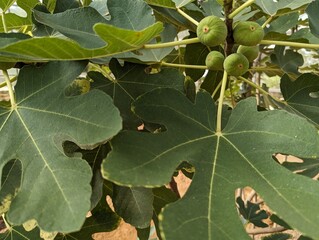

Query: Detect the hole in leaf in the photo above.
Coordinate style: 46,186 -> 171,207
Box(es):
143,122 -> 167,133
309,91 -> 319,98
235,187 -> 301,239
0,159 -> 22,216
168,162 -> 194,198
273,154 -> 319,179
235,187 -> 269,229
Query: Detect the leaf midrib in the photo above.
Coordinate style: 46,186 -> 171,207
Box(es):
18,106 -> 113,130
15,110 -> 75,219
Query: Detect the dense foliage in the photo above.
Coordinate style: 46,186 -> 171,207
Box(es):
0,0 -> 318,239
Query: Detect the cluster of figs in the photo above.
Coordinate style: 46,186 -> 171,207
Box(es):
196,15 -> 264,76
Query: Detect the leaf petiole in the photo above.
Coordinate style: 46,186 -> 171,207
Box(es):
216,71 -> 228,133
160,62 -> 207,69
0,75 -> 16,88
228,0 -> 256,19
2,69 -> 16,109
1,11 -> 7,33
176,8 -> 199,26
143,37 -> 200,49
260,40 -> 319,49
261,16 -> 273,28
211,80 -> 223,99
238,76 -> 283,103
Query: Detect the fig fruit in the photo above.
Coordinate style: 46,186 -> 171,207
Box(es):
237,45 -> 259,62
197,16 -> 227,47
205,51 -> 225,70
223,53 -> 249,76
233,21 -> 264,46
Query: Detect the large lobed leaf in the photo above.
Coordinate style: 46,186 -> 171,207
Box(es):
0,61 -> 122,233
280,73 -> 319,128
34,1 -> 174,63
0,22 -> 163,61
102,88 -> 319,239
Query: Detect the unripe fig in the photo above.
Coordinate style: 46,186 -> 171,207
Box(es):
237,45 -> 259,62
223,53 -> 249,76
205,51 -> 224,70
197,16 -> 227,47
233,21 -> 264,46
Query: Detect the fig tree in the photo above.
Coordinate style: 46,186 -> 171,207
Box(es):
196,16 -> 227,47
223,53 -> 249,76
233,21 -> 264,46
205,51 -> 225,70
237,45 -> 259,62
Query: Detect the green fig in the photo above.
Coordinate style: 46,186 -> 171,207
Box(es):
233,21 -> 264,46
197,16 -> 227,47
223,53 -> 249,76
237,45 -> 259,62
205,51 -> 225,70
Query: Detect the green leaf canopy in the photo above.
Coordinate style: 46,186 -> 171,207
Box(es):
0,61 -> 122,233
102,88 -> 319,239
254,0 -> 312,15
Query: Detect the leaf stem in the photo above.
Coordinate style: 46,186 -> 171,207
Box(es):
261,16 -> 273,28
0,75 -> 16,88
238,76 -> 283,103
260,40 -> 319,49
1,11 -> 7,33
161,62 -> 207,69
216,71 -> 228,133
2,214 -> 11,230
143,37 -> 200,49
176,8 -> 199,26
228,0 -> 255,19
211,80 -> 222,99
2,70 -> 16,108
